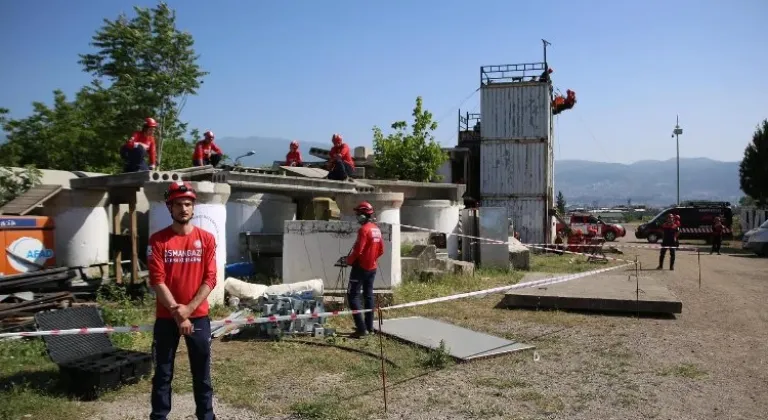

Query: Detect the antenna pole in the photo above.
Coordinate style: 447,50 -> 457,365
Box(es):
542,39 -> 551,68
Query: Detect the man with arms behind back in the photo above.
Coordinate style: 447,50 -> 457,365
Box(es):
147,181 -> 217,420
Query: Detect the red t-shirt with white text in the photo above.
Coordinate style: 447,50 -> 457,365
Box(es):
148,226 -> 217,319
346,222 -> 384,271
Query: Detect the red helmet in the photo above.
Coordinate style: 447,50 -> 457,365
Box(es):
164,181 -> 197,203
674,214 -> 681,220
332,133 -> 343,146
354,201 -> 374,216
290,140 -> 299,149
145,117 -> 158,128
204,130 -> 214,140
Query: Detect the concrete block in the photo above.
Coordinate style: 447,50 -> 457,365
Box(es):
401,231 -> 431,246
282,220 -> 400,289
508,236 -> 531,270
451,260 -> 475,276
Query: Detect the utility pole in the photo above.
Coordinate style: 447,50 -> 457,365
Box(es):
672,115 -> 683,205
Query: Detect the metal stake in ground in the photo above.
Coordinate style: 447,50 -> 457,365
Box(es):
635,256 -> 640,319
698,250 -> 702,289
377,306 -> 388,413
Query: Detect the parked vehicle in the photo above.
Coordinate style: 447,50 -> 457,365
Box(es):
742,219 -> 768,257
635,201 -> 733,243
555,213 -> 626,242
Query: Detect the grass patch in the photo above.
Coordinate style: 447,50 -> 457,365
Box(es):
530,253 -> 621,273
516,389 -> 566,413
659,363 -> 708,379
400,243 -> 415,256
473,376 -> 529,389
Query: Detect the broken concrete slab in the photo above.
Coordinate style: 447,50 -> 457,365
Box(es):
501,272 -> 682,315
373,316 -> 534,361
278,166 -> 329,178
509,236 -> 531,270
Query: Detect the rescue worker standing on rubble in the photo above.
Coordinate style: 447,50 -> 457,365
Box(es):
192,131 -> 223,167
657,213 -> 679,270
147,181 -> 217,420
345,201 -> 384,338
711,216 -> 724,255
327,133 -> 355,181
121,117 -> 158,172
285,140 -> 303,166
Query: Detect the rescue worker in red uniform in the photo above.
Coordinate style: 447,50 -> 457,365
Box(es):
711,216 -> 723,255
327,133 -> 355,181
345,201 -> 384,338
121,117 -> 158,172
192,131 -> 223,167
285,140 -> 303,167
147,181 -> 217,419
657,213 -> 679,270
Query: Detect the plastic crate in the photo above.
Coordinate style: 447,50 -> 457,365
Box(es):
34,306 -> 152,400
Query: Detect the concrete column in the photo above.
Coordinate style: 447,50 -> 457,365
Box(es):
143,181 -> 231,306
336,192 -> 404,288
45,189 -> 110,269
400,199 -> 463,259
224,191 -> 295,263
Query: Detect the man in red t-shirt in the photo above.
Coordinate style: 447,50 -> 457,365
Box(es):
121,117 -> 158,172
147,181 -> 217,420
285,140 -> 303,166
192,130 -> 223,167
345,201 -> 384,338
327,133 -> 355,181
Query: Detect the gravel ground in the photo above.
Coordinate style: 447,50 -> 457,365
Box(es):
88,235 -> 768,420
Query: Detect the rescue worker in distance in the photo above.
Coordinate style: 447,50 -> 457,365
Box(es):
326,133 -> 355,181
346,201 -> 384,338
657,213 -> 679,270
121,117 -> 158,172
711,216 -> 723,255
192,130 -> 223,167
147,181 -> 217,419
285,140 -> 303,167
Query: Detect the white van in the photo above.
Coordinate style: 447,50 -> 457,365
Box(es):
742,220 -> 768,257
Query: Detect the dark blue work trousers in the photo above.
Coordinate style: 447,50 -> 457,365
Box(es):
150,317 -> 214,420
121,144 -> 149,172
327,157 -> 354,180
347,265 -> 377,333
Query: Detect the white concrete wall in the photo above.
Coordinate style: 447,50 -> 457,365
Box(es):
225,192 -> 296,263
741,207 -> 768,232
282,220 -> 400,289
400,199 -> 461,258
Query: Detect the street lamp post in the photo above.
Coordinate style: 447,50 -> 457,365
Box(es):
235,150 -> 256,166
672,115 -> 683,205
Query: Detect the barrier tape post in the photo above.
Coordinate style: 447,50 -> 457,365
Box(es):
377,305 -> 388,413
634,255 -> 640,319
698,250 -> 702,289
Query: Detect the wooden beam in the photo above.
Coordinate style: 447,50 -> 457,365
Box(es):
112,203 -> 122,285
130,201 -> 139,285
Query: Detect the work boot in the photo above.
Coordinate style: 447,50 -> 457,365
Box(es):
349,330 -> 368,339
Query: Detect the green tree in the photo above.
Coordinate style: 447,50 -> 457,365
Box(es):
78,2 -> 208,167
0,3 -> 206,173
556,191 -> 566,214
739,119 -> 768,206
0,166 -> 42,207
372,96 -> 448,182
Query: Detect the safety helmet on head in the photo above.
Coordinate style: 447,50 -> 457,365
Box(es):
164,181 -> 197,204
144,117 -> 158,128
331,133 -> 343,145
204,130 -> 214,140
354,201 -> 374,216
290,140 -> 299,149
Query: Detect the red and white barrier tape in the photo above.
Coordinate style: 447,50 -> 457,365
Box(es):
0,263 -> 633,339
522,244 -> 638,263
522,243 -> 700,251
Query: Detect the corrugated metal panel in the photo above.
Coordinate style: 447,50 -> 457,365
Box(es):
481,197 -> 547,244
480,139 -> 550,196
480,83 -> 550,139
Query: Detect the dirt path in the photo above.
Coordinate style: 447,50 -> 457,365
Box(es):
88,242 -> 768,420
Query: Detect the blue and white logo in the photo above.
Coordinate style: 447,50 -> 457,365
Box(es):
7,237 -> 54,273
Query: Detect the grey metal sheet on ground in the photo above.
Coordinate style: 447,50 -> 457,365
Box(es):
373,316 -> 534,361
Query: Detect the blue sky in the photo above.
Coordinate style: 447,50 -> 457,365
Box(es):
1,0 -> 766,163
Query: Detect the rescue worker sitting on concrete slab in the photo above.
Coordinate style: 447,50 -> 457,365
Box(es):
285,140 -> 303,167
326,133 -> 355,181
121,117 -> 158,172
147,181 -> 217,419
345,201 -> 384,339
192,130 -> 223,167
657,213 -> 680,271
